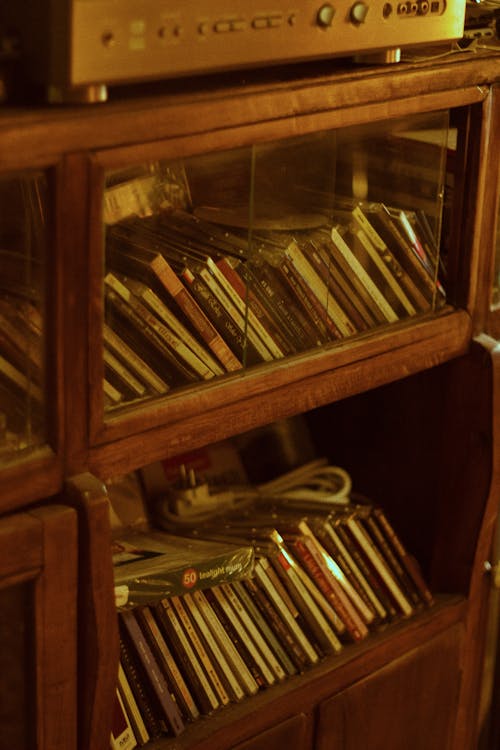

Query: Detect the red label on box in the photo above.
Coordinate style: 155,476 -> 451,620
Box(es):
182,568 -> 199,588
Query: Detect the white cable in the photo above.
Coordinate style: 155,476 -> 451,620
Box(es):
257,459 -> 352,506
157,459 -> 352,530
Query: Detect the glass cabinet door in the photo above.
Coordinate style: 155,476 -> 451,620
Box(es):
102,109 -> 450,412
0,170 -> 49,464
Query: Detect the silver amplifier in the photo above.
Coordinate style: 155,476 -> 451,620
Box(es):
1,0 -> 466,102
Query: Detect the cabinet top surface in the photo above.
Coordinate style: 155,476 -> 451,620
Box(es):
0,48 -> 499,167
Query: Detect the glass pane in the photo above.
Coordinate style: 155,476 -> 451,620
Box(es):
103,111 -> 449,412
0,171 -> 48,462
249,111 -> 448,346
0,582 -> 36,750
103,152 -> 252,412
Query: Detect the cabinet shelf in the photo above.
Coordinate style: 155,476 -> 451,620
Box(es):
90,308 -> 471,478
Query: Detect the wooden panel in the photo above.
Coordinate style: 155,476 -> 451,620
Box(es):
316,625 -> 462,750
0,513 -> 43,750
0,506 -> 78,750
29,505 -> 78,750
0,513 -> 42,578
305,339 -> 496,597
60,153 -> 92,476
0,448 -> 63,516
231,714 -> 310,750
0,581 -> 36,750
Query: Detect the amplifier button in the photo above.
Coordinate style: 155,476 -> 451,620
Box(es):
268,15 -> 283,27
101,31 -> 115,48
214,19 -> 246,31
317,4 -> 335,26
214,20 -> 231,32
251,13 -> 283,28
350,1 -> 369,23
158,24 -> 181,38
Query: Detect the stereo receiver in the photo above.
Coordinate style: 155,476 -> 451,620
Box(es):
1,0 -> 467,102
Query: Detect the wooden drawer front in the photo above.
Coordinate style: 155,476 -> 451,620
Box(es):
316,625 -> 462,750
232,713 -> 311,750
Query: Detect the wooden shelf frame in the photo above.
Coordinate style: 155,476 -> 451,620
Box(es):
1,50 -> 500,750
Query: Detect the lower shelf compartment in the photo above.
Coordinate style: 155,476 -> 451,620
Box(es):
145,594 -> 465,750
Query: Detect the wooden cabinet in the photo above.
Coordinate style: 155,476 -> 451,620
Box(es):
1,50 -> 500,750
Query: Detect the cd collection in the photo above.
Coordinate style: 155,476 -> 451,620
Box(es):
109,459 -> 434,748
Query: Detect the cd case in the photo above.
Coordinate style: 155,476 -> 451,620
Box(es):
107,471 -> 254,608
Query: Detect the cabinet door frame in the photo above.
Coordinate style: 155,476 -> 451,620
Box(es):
0,158 -> 67,513
65,473 -> 120,750
474,85 -> 500,338
452,334 -> 500,748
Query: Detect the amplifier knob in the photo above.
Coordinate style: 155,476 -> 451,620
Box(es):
317,4 -> 335,26
350,1 -> 369,23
